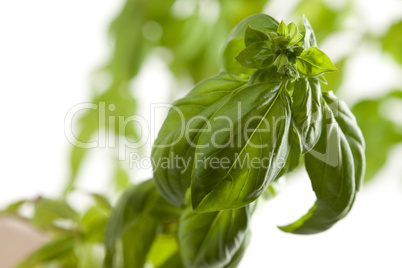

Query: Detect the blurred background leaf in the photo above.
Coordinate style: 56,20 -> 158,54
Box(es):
382,21 -> 402,64
352,91 -> 402,181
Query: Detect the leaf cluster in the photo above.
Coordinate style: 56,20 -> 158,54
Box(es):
147,14 -> 366,267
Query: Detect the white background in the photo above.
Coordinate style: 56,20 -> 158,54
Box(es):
1,0 -> 402,267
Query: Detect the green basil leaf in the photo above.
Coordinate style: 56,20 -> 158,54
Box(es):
33,199 -> 79,229
157,252 -> 184,268
301,15 -> 317,49
152,73 -> 246,207
105,179 -> 177,250
16,236 -> 76,268
288,33 -> 303,46
284,129 -> 303,173
148,234 -> 179,267
279,100 -> 356,234
244,26 -> 269,47
225,14 -> 279,43
221,37 -> 254,77
105,180 -> 159,251
321,58 -> 346,92
76,243 -> 103,268
323,91 -> 366,190
81,206 -> 109,243
315,74 -> 327,84
267,32 -> 278,43
277,20 -> 287,36
274,128 -> 302,181
121,216 -> 160,268
287,22 -> 298,39
191,80 -> 291,212
104,179 -> 178,267
1,199 -> 26,215
220,14 -> 278,74
273,53 -> 288,68
178,204 -> 253,268
292,78 -> 323,153
223,231 -> 251,268
235,41 -> 275,69
296,47 -> 337,76
248,66 -> 282,85
90,193 -> 112,212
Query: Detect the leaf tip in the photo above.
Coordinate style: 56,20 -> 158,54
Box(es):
277,224 -> 296,233
278,20 -> 288,36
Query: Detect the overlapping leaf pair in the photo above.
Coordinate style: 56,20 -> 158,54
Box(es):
109,14 -> 366,268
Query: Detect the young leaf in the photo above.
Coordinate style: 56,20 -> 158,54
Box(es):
279,99 -> 357,234
191,79 -> 291,212
178,204 -> 253,268
288,34 -> 303,46
152,73 -> 247,207
267,32 -> 278,43
292,78 -> 323,153
235,41 -> 275,69
244,26 -> 269,47
296,47 -> 337,76
220,14 -> 279,75
273,53 -> 289,68
277,20 -> 288,36
287,22 -> 298,39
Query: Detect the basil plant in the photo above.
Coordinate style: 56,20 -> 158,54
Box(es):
106,14 -> 366,268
